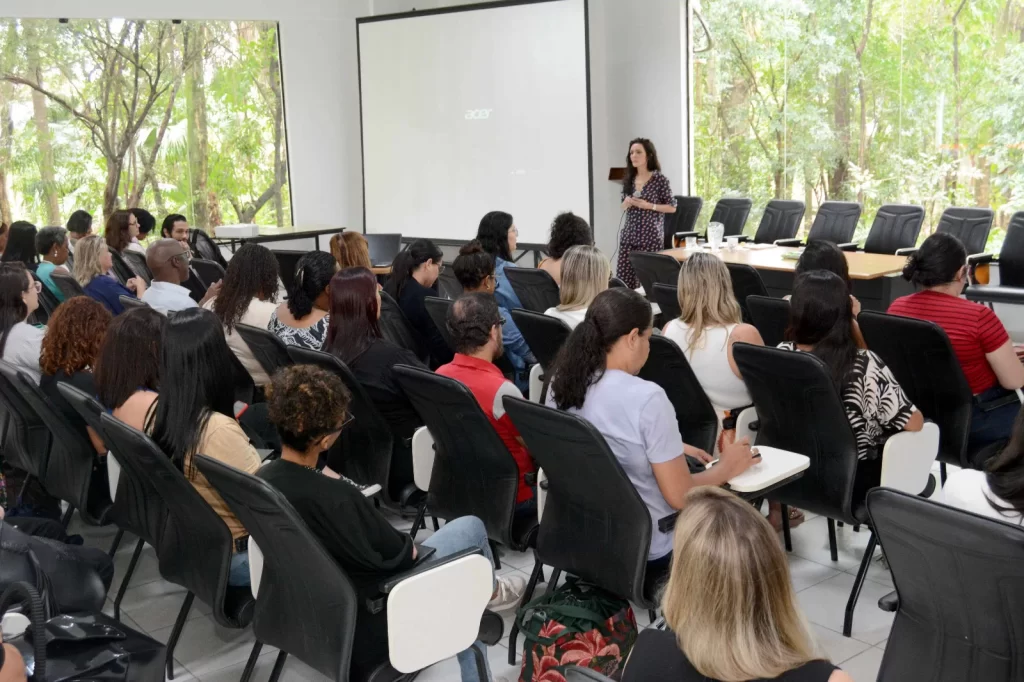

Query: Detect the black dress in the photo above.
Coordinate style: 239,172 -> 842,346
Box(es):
623,629 -> 838,682
397,278 -> 454,368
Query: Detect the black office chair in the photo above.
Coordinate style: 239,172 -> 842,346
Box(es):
867,488 -> 1024,682
502,397 -> 655,664
628,252 -> 680,300
509,309 -> 571,370
235,324 -> 294,379
424,296 -> 456,353
505,268 -> 560,313
637,335 -> 718,456
665,195 -> 703,247
436,266 -> 463,299
189,228 -> 228,268
378,291 -> 429,364
98,413 -> 255,680
121,250 -> 153,284
708,197 -> 753,238
31,273 -> 60,321
751,200 -> 805,244
725,262 -> 768,323
937,207 -> 994,256
392,365 -> 538,554
651,283 -> 681,322
272,250 -> 304,293
566,669 -> 614,682
119,295 -> 149,312
776,201 -> 862,247
608,276 -> 627,288
0,363 -> 52,503
109,250 -> 138,286
746,295 -> 791,348
190,258 -> 226,290
966,211 -> 1024,306
840,204 -> 925,255
229,349 -> 256,405
51,271 -> 86,299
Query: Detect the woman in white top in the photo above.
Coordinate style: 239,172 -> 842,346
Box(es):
544,245 -> 610,329
0,262 -> 45,383
944,413 -> 1024,525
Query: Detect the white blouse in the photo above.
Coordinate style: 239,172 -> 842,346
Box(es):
543,307 -> 587,329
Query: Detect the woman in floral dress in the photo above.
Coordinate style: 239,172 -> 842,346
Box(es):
617,138 -> 677,289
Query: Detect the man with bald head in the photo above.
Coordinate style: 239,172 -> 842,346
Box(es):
140,238 -> 220,314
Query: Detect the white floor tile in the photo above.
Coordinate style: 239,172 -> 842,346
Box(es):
198,650 -> 329,682
119,579 -> 212,632
787,516 -> 877,573
415,637 -> 521,682
796,572 -> 895,646
807,622 -> 872,665
110,542 -> 164,593
839,646 -> 885,682
150,613 -> 256,679
787,555 -> 842,592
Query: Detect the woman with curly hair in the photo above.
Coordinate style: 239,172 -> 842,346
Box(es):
268,250 -> 336,350
203,243 -> 280,386
40,297 -> 112,452
538,211 -> 593,285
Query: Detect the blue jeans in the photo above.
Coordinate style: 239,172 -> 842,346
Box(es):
422,516 -> 495,682
229,551 -> 251,587
969,385 -> 1022,464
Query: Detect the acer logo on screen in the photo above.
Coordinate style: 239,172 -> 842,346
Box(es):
464,109 -> 493,120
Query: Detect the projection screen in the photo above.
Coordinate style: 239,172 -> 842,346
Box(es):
357,0 -> 592,245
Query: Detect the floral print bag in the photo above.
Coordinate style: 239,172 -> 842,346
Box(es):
516,578 -> 638,682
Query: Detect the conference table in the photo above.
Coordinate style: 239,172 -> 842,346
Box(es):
661,243 -> 914,311
211,224 -> 343,252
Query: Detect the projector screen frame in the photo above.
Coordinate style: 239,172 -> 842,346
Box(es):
355,0 -> 594,250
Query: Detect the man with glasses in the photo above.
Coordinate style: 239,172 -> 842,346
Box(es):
141,238 -> 221,314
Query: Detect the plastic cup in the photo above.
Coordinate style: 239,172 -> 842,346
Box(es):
685,236 -> 697,250
727,236 -> 739,250
708,222 -> 725,251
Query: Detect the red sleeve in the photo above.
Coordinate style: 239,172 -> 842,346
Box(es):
977,305 -> 1009,353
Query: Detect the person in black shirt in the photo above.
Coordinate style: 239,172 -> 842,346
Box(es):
382,238 -> 453,367
259,365 -> 524,681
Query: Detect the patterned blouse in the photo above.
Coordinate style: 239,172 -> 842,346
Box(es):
268,310 -> 330,351
778,343 -> 916,459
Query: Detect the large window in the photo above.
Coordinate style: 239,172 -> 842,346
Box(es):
0,19 -> 290,230
691,0 -> 1024,249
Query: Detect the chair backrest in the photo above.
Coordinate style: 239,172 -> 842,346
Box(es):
746,295 -> 791,348
628,252 -> 681,299
109,250 -> 137,285
51,271 -> 85,299
190,228 -> 228,267
423,296 -> 456,353
733,343 -> 859,522
504,267 -> 560,313
997,211 -> 1024,288
392,364 -> 520,546
651,283 -> 681,322
502,397 -> 652,606
753,200 -> 805,244
190,258 -> 226,290
194,455 -> 357,680
436,266 -> 463,300
121,250 -> 152,284
119,295 -> 148,312
378,290 -> 429,363
663,195 -> 702,248
725,262 -> 768,323
228,349 -> 256,405
637,335 -> 718,456
937,207 -> 994,255
709,197 -> 753,237
284,347 -> 394,495
509,309 -> 571,370
271,250 -> 304,293
863,204 -> 925,254
867,488 -> 1024,682
31,273 -> 60,320
858,311 -> 972,468
608,276 -> 627,288
806,201 -> 862,244
365,232 -> 403,267
0,362 -> 50,479
235,324 -> 294,379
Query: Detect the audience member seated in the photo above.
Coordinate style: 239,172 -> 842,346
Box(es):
204,243 -> 279,387
543,245 -> 610,329
383,238 -> 453,367
476,211 -> 523,312
259,364 -> 523,681
437,293 -> 537,515
546,288 -> 757,596
537,211 -> 593,285
0,262 -> 45,383
889,232 -> 1024,456
142,238 -> 219,314
66,209 -> 93,254
74,235 -> 146,316
792,240 -> 866,347
130,207 -> 156,244
328,267 -> 425,498
330,231 -> 373,270
147,308 -> 261,586
623,487 -> 852,682
34,226 -> 70,302
944,411 -> 1024,524
1,222 -> 38,271
452,241 -> 534,391
39,296 -> 111,453
94,307 -> 164,429
161,213 -> 193,255
781,270 -> 924,501
104,209 -> 145,255
269,250 -> 335,350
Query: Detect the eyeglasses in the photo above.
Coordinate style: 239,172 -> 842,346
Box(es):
497,316 -> 507,327
333,414 -> 355,434
27,281 -> 41,294
162,250 -> 192,265
436,263 -> 446,274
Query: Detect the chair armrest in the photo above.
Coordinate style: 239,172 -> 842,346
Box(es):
879,422 -> 939,494
734,406 -> 759,444
894,247 -> 918,256
537,468 -> 548,523
673,231 -> 699,239
378,547 -> 483,595
528,364 -> 544,404
967,252 -> 995,266
837,242 -> 860,252
877,590 -> 899,612
411,426 -> 435,492
965,285 -> 1024,305
774,238 -> 802,247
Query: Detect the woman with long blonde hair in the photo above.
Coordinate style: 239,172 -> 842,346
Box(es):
623,488 -> 851,682
74,235 -> 146,315
543,245 -> 611,329
330,232 -> 372,270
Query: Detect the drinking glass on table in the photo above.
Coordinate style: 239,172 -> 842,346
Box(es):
708,222 -> 725,251
684,236 -> 697,250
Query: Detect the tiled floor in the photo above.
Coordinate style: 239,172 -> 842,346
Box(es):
70,506 -> 893,682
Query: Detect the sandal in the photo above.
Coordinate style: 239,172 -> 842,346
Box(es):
768,506 -> 805,532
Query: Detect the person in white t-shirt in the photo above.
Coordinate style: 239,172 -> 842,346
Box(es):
0,262 -> 45,383
943,413 -> 1024,525
544,245 -> 610,330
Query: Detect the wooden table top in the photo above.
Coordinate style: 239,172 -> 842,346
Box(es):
660,244 -> 909,280
371,266 -> 392,276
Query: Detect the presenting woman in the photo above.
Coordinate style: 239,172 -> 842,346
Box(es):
617,138 -> 676,289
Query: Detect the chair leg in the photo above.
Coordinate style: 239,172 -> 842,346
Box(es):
114,538 -> 145,621
409,503 -> 426,538
648,609 -> 657,624
827,518 -> 839,562
107,528 -> 124,557
431,516 -> 440,531
165,591 -> 195,680
240,641 -> 263,682
844,532 -> 878,638
489,540 -> 501,570
508,558 -> 544,665
780,503 -> 792,552
940,462 -> 947,486
472,643 -> 489,682
59,504 -> 74,529
268,650 -> 289,682
837,521 -> 844,527
545,568 -> 563,595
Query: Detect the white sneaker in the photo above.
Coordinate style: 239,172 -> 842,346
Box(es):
488,574 -> 526,612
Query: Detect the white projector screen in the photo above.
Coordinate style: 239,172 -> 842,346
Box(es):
357,0 -> 592,245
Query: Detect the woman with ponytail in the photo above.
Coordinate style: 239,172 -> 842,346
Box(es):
269,251 -> 337,350
546,287 -> 757,598
382,238 -> 452,367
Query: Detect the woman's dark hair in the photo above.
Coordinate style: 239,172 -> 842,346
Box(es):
212,243 -> 279,332
288,251 -> 336,318
130,208 -> 156,236
161,214 -> 187,238
902,232 -> 967,288
40,297 -> 111,376
623,137 -> 662,195
549,288 -> 653,410
326,267 -> 382,364
985,410 -> 1024,516
785,270 -> 858,387
547,212 -> 593,259
0,263 -> 30,357
149,308 -> 237,476
94,307 -> 164,409
2,222 -> 39,268
382,238 -> 442,300
104,210 -> 132,253
36,226 -> 67,257
266,364 -> 352,452
452,240 -> 495,290
795,240 -> 850,288
66,210 -> 92,236
476,211 -> 515,262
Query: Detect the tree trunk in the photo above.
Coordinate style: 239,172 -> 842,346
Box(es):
185,25 -> 210,228
267,29 -> 285,226
830,71 -> 852,199
855,0 -> 874,204
103,158 -> 123,219
0,96 -> 12,225
22,24 -> 60,225
952,0 -> 968,164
